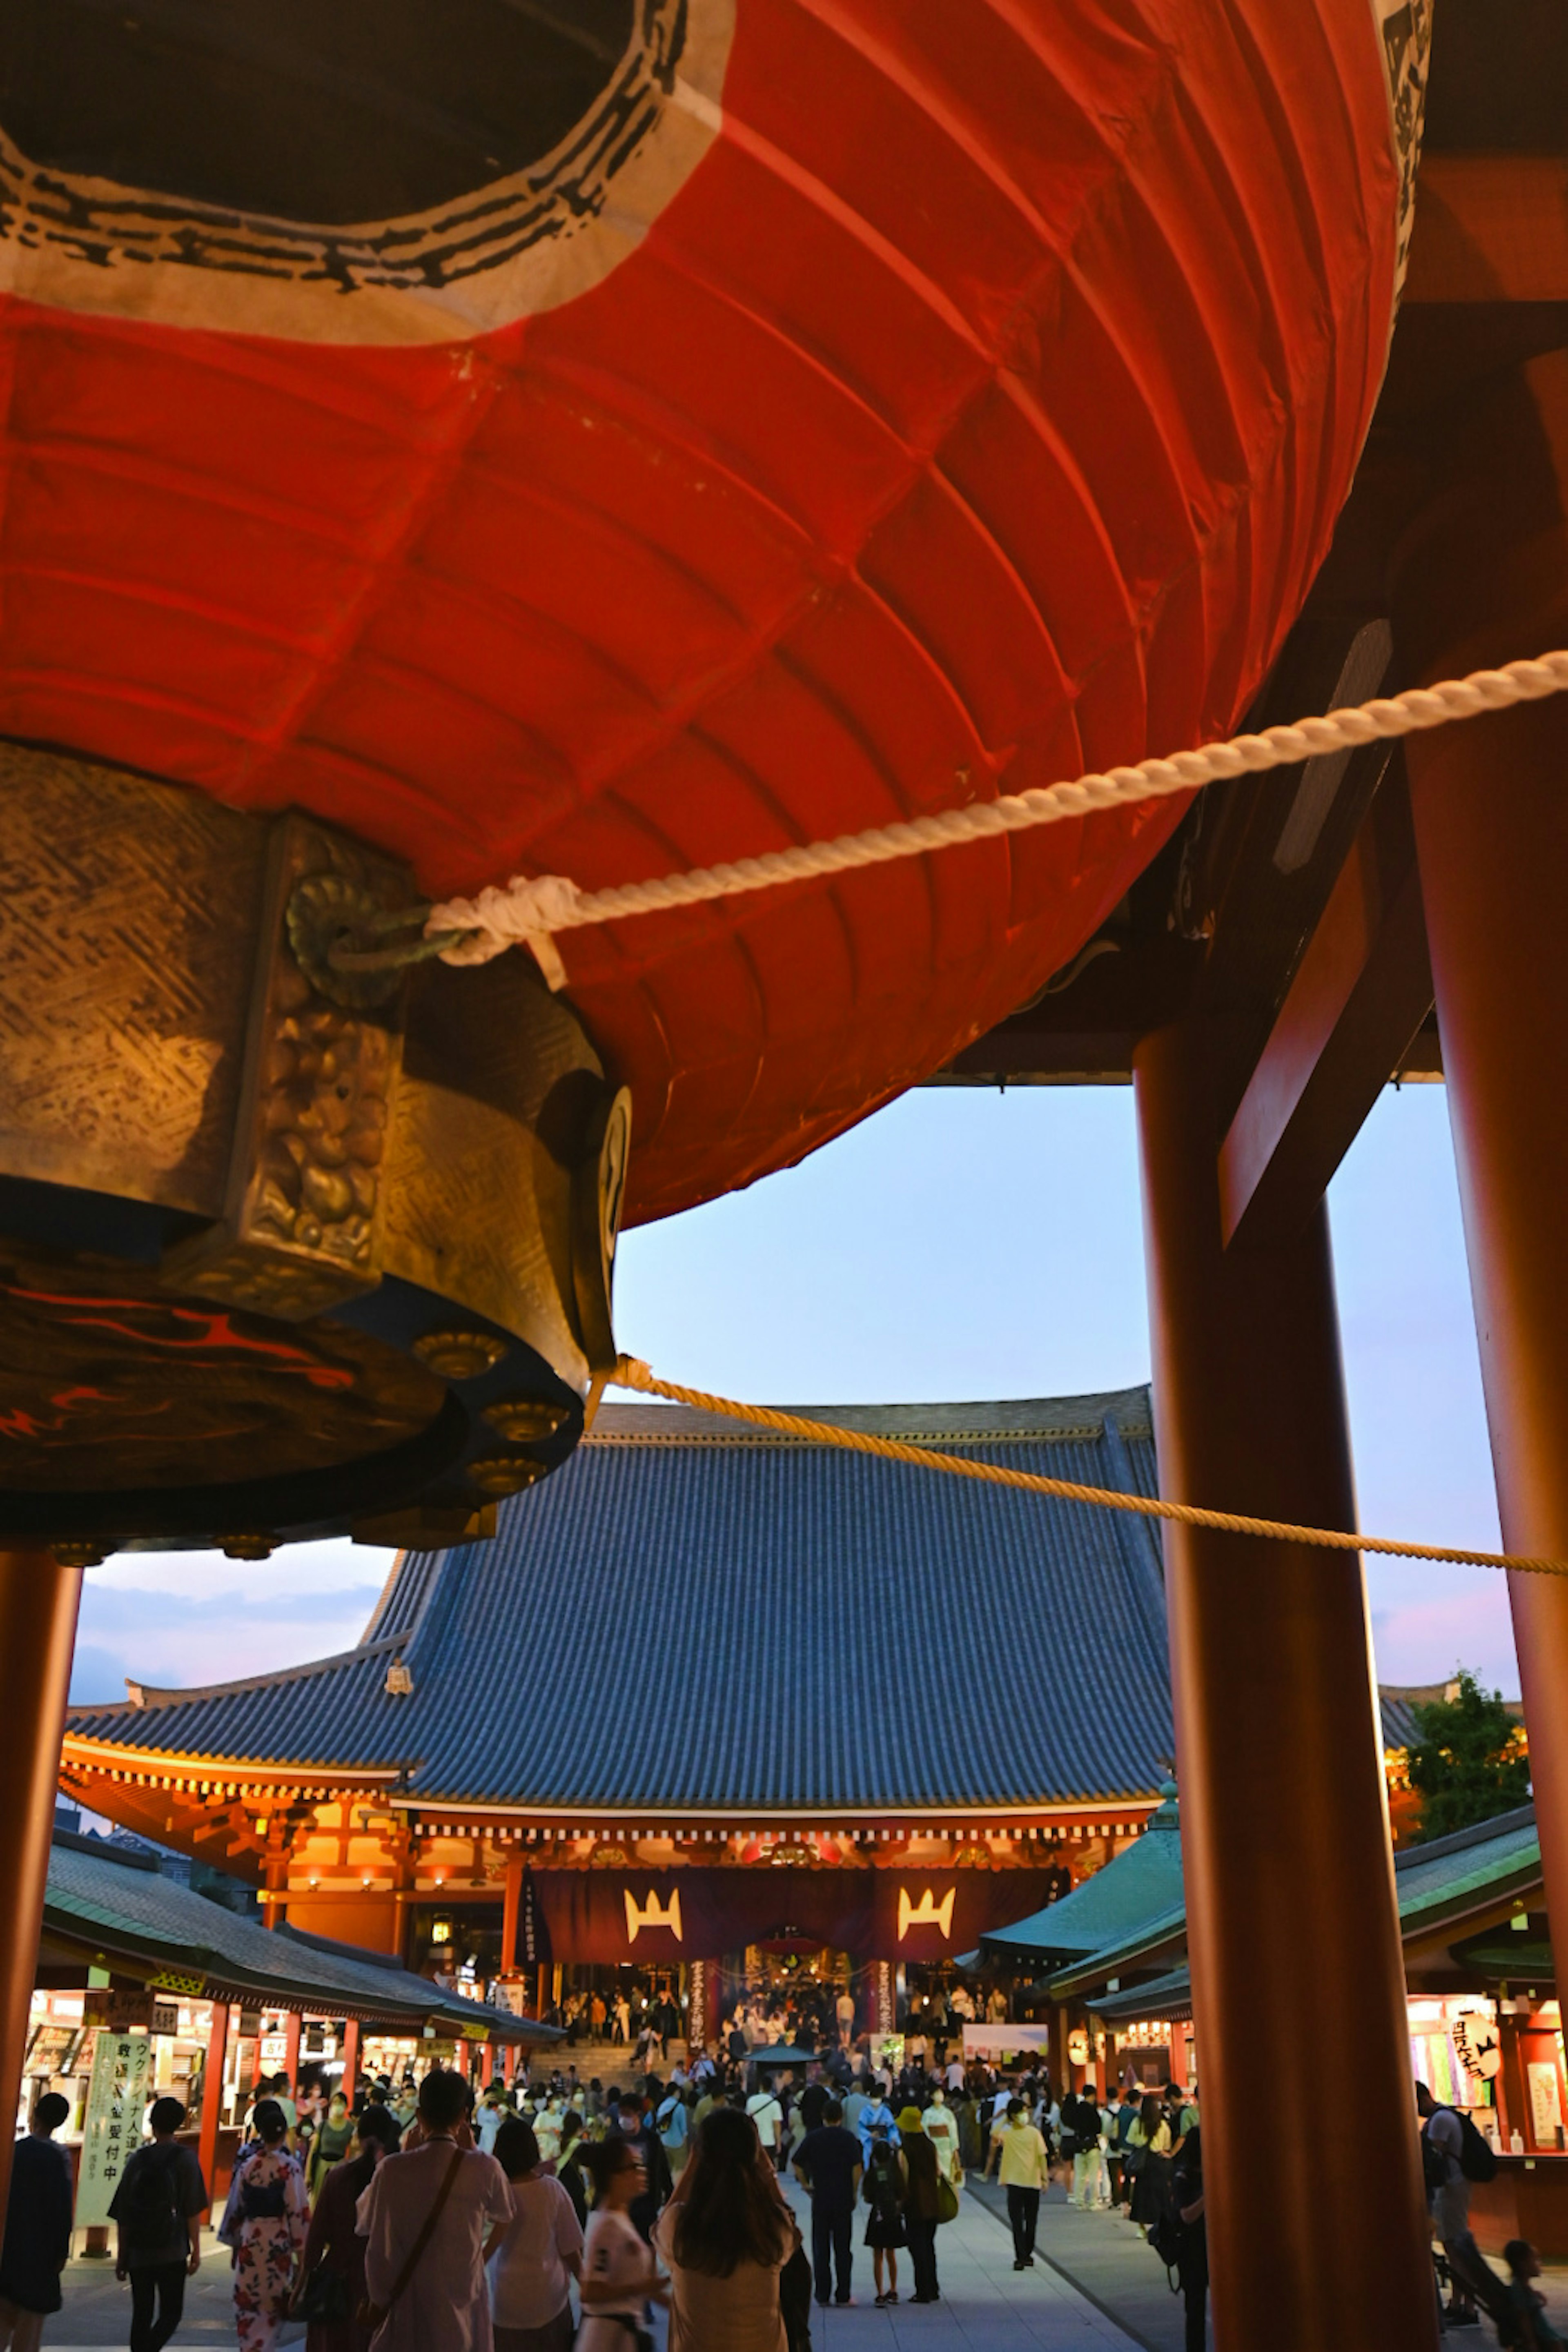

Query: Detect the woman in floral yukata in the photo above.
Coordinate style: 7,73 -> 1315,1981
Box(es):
220,2097 -> 310,2350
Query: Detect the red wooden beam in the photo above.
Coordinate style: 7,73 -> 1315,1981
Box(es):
1218,780 -> 1434,1249
1406,157 -> 1568,305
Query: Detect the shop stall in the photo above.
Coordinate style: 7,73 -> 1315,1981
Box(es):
28,1830 -> 559,2225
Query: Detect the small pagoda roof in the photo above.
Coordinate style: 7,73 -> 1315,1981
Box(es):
42,1834 -> 555,2039
1041,1803 -> 1547,2022
978,1780 -> 1185,1965
66,1391 -> 1173,1815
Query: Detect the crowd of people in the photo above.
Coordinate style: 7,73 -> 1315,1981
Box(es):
0,2028 -> 1207,2351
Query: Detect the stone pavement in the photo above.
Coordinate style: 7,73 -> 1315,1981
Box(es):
771,2174 -> 1140,2352
41,2178 -> 1141,2352
31,2235 -> 307,2349
46,2175 -> 1568,2349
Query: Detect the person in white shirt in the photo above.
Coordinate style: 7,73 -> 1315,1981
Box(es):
486,2116 -> 582,2352
532,2096 -> 564,2166
356,2070 -> 515,2352
576,2140 -> 667,2352
921,2088 -> 961,2183
944,2057 -> 965,2094
747,2077 -> 784,2156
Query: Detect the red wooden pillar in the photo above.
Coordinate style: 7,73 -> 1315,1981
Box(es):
1134,1023 -> 1436,2352
282,2013 -> 301,2094
340,2019 -> 360,2105
0,1553 -> 82,2225
501,1854 -> 522,1976
198,2002 -> 229,2209
1392,348 -> 1568,1999
1408,695 -> 1568,1960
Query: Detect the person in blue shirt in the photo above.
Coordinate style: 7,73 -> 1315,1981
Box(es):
857,2090 -> 901,2165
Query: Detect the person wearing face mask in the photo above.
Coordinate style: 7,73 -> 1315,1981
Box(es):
921,2085 -> 960,2187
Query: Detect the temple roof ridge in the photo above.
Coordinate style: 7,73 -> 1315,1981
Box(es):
66,1389 -> 1174,1811
91,1630 -> 404,1720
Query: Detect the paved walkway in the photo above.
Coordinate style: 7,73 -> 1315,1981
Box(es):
784,2177 -> 1140,2351
42,2180 -> 1142,2351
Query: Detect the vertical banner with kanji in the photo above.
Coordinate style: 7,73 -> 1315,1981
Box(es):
75,2031 -> 151,2227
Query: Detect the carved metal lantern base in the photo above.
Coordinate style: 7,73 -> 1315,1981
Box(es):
0,744 -> 629,1552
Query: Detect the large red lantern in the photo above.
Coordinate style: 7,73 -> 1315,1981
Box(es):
0,0 -> 1425,1227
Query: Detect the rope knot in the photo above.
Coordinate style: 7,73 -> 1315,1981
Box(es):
425,873 -> 585,990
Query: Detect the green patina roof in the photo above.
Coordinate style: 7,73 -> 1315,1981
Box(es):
980,1781 -> 1184,1963
45,1837 -> 557,2041
1048,1804 -> 1547,2020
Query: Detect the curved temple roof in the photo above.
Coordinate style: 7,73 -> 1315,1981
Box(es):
68,1391 -> 1175,1815
44,1833 -> 554,2038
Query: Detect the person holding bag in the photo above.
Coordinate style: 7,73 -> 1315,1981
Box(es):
220,2098 -> 309,2352
897,2108 -> 942,2306
354,2070 -> 514,2350
294,2105 -> 402,2352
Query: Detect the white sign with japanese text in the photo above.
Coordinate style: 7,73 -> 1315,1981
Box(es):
75,2032 -> 151,2228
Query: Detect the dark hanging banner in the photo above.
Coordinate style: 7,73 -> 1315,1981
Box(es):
518,1862 -> 553,1970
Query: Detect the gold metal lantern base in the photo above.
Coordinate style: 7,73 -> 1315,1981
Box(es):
0,742 -> 629,1550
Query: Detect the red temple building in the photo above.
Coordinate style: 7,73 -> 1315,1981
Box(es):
60,1390 -> 1176,2028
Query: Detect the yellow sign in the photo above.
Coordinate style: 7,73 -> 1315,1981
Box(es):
897,1887 -> 956,1943
146,1969 -> 205,1998
624,1889 -> 683,1945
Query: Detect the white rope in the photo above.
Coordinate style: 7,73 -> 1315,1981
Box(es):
427,651 -> 1568,984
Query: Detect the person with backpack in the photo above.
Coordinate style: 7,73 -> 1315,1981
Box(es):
657,2084 -> 691,2179
1416,2079 -> 1502,2332
109,2095 -> 209,2352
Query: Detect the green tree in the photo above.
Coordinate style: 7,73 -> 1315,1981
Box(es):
1406,1669 -> 1530,1841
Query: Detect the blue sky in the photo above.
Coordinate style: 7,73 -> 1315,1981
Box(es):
74,1077 -> 1515,1706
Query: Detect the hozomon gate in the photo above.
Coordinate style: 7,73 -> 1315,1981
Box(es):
3,0 -> 1568,2341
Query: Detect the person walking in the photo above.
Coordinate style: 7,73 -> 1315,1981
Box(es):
986,2098 -> 1049,2271
577,2142 -> 667,2352
606,2094 -> 670,2244
792,2098 -> 862,2310
108,2094 -> 209,2352
354,2070 -> 514,2352
0,2093 -> 75,2352
657,2085 -> 691,2180
1072,2089 -> 1108,2211
1172,2123 -> 1208,2352
307,2092 -> 357,2201
220,2098 -> 307,2352
1127,2094 -> 1173,2239
897,2108 -> 941,2306
920,2085 -> 960,2187
655,2107 -> 796,2350
484,2118 -> 582,2352
861,2126 -> 907,2309
555,2113 -> 589,2229
745,2076 -> 784,2171
295,2104 -> 401,2352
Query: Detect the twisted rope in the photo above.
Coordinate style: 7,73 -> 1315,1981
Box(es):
610,1357 -> 1568,1579
430,650 -> 1568,980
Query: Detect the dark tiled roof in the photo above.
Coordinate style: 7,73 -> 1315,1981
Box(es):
44,1838 -> 554,2038
68,1392 -> 1174,1812
1379,1683 -> 1526,1751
